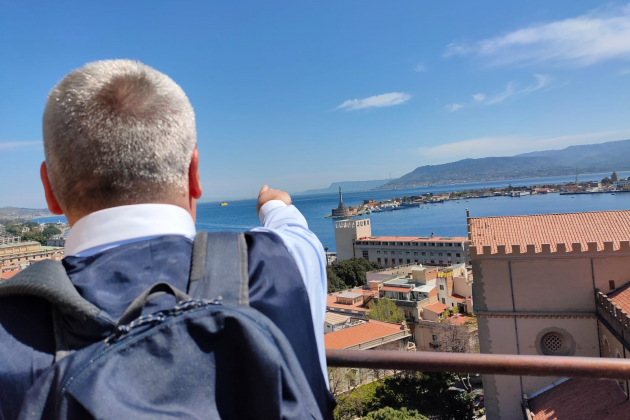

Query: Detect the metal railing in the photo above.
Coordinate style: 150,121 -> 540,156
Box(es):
326,349 -> 630,380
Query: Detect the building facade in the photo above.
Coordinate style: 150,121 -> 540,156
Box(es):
334,218 -> 469,266
469,210 -> 630,420
0,241 -> 64,272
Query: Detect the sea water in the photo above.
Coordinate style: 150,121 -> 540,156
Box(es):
35,171 -> 630,251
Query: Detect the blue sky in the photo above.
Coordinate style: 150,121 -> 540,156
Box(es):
1,1 -> 629,206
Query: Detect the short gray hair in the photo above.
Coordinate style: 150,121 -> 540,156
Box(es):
43,59 -> 196,213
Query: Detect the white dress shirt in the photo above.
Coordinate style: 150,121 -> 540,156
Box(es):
65,202 -> 328,381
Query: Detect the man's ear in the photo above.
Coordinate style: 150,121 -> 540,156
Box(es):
40,162 -> 64,215
189,148 -> 202,200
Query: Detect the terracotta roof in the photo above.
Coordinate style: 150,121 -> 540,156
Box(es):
528,378 -> 630,420
449,294 -> 466,302
360,236 -> 468,243
324,320 -> 404,349
469,210 -> 630,254
325,312 -> 350,325
381,286 -> 412,292
423,302 -> 449,314
0,270 -> 21,280
326,288 -> 377,311
608,283 -> 630,315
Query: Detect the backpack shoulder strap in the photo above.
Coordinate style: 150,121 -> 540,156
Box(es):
0,259 -> 101,323
188,231 -> 249,306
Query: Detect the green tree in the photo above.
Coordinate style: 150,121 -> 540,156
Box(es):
329,258 -> 378,289
364,373 -> 474,420
42,225 -> 62,238
6,225 -> 21,235
21,231 -> 46,245
364,407 -> 428,420
602,177 -> 612,185
365,298 -> 404,323
327,266 -> 347,293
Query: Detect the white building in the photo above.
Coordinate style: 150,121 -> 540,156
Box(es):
334,218 -> 469,266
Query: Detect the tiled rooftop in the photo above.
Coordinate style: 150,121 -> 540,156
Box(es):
359,236 -> 468,243
324,320 -> 405,349
608,283 -> 630,315
0,270 -> 21,280
469,210 -> 630,254
449,294 -> 466,302
528,378 -> 630,420
423,302 -> 449,314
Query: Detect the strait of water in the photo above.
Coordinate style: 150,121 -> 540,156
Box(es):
35,171 -> 630,252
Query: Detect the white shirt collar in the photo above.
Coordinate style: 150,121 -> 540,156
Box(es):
65,204 -> 196,256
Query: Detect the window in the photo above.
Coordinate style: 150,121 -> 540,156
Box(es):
430,243 -> 435,247
399,259 -> 403,264
432,335 -> 438,341
439,285 -> 444,290
377,251 -> 381,255
414,252 -> 418,256
452,303 -> 455,307
377,258 -> 381,265
385,258 -> 389,265
414,259 -> 418,263
441,298 -> 445,304
447,253 -> 451,257
406,251 -> 410,255
438,253 -> 443,257
541,333 -> 564,355
362,250 -> 369,260
610,280 -> 616,290
421,252 -> 426,256
438,243 -> 444,247
431,260 -> 435,264
407,259 -> 410,264
456,253 -> 461,257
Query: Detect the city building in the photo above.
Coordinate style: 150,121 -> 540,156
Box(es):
0,225 -> 4,235
469,210 -> 630,419
0,241 -> 64,272
0,235 -> 21,245
334,218 -> 469,266
46,236 -> 66,247
326,286 -> 378,317
611,171 -> 620,182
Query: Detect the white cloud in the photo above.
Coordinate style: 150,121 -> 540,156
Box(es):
472,93 -> 486,102
446,103 -> 464,112
445,4 -> 630,67
619,68 -> 630,75
417,129 -> 630,164
414,64 -> 427,72
336,92 -> 411,111
0,141 -> 41,151
486,74 -> 550,104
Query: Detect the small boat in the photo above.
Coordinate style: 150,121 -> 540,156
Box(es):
220,202 -> 228,206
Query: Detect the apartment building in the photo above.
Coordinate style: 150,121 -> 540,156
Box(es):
0,241 -> 64,272
469,210 -> 630,419
0,235 -> 20,245
334,217 -> 469,266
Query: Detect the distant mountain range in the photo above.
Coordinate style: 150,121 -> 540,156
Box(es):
295,179 -> 389,195
296,139 -> 630,195
379,139 -> 630,190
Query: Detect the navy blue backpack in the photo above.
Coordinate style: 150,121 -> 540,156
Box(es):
0,232 -> 326,419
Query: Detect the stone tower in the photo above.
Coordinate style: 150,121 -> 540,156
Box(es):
338,186 -> 345,209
